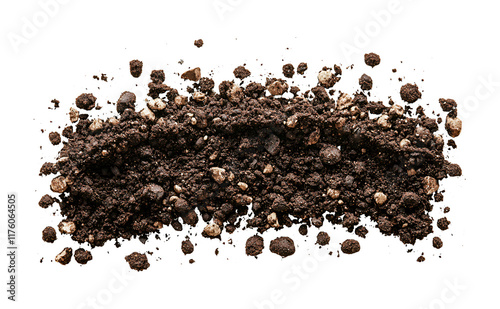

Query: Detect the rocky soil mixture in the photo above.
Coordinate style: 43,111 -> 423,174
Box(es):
39,51 -> 461,269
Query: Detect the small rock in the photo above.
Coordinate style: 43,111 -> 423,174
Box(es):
55,247 -> 73,265
238,182 -> 248,191
202,223 -> 221,238
146,98 -> 167,111
268,80 -> 288,96
445,114 -> 462,138
267,212 -> 279,228
263,164 -> 273,174
374,192 -> 387,205
377,115 -> 391,129
210,167 -> 227,184
58,220 -> 76,234
50,176 -> 68,193
89,118 -> 104,132
320,145 -> 341,165
140,107 -> 156,122
422,176 -> 439,195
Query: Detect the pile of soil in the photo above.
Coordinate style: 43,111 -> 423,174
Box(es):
40,51 -> 461,269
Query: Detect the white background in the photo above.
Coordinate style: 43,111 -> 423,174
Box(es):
1,0 -> 499,308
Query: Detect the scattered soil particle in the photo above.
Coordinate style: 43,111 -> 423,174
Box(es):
417,255 -> 425,262
432,237 -> 443,249
38,194 -> 55,208
437,217 -> 451,231
233,66 -> 251,79
51,99 -> 60,109
40,162 -> 55,176
130,60 -> 143,78
117,91 -> 136,114
359,74 -> 373,91
270,237 -> 295,257
74,248 -> 93,264
364,53 -> 381,67
341,239 -> 360,254
49,132 -> 61,145
194,39 -> 204,48
125,252 -> 150,271
297,62 -> 308,75
189,259 -> 195,264
55,247 -> 72,265
282,64 -> 295,78
439,98 -> 457,112
316,232 -> 330,246
181,67 -> 201,81
444,207 -> 450,213
181,239 -> 194,255
75,93 -> 97,110
400,83 -> 422,103
245,235 -> 264,256
298,224 -> 308,236
39,54 -> 461,265
42,226 -> 57,243
355,226 -> 369,238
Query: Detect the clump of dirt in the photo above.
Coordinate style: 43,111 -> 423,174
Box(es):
270,237 -> 296,257
194,39 -> 204,48
39,52 -> 461,269
364,53 -> 381,67
74,249 -> 93,264
245,235 -> 264,256
125,252 -> 150,271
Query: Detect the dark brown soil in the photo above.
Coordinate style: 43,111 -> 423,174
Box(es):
125,252 -> 150,271
130,60 -> 143,78
355,226 -> 368,238
341,239 -> 360,254
42,227 -> 57,243
359,74 -> 373,91
181,239 -> 194,255
233,66 -> 251,79
439,98 -> 457,112
75,93 -> 97,110
245,235 -> 264,256
39,53 -> 461,266
74,249 -> 93,264
400,83 -> 422,103
437,217 -> 450,230
432,236 -> 443,249
297,62 -> 308,75
49,132 -> 61,145
364,53 -> 381,67
316,231 -> 330,246
194,39 -> 204,48
38,194 -> 55,208
282,64 -> 295,78
270,237 -> 295,257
